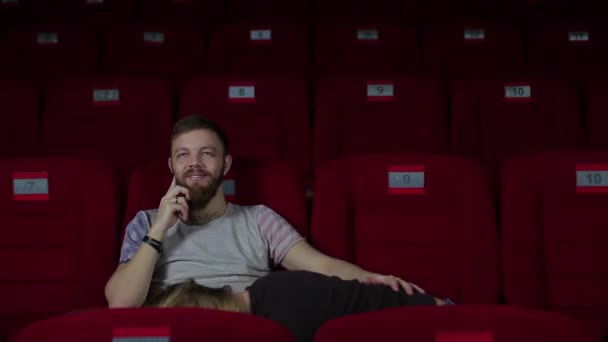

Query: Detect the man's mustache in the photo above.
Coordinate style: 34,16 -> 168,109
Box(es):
184,169 -> 212,178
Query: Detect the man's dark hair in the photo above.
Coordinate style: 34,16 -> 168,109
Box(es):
171,115 -> 229,156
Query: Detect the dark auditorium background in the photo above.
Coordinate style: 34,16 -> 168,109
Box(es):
0,0 -> 607,341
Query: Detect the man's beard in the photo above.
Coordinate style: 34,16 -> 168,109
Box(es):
176,166 -> 224,210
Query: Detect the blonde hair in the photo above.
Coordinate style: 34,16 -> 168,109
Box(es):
146,279 -> 243,313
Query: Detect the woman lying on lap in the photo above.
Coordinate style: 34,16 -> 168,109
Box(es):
148,270 -> 453,342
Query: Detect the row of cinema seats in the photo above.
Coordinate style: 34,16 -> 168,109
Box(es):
2,76 -> 608,180
2,0 -> 608,27
12,306 -> 604,342
0,0 -> 297,30
1,151 -> 607,340
5,21 -> 608,83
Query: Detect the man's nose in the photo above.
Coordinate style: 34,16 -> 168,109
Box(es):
188,154 -> 203,167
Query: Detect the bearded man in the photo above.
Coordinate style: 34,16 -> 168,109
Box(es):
105,115 -> 424,308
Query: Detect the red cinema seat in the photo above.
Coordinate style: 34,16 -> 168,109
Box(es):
423,21 -> 525,79
59,0 -> 135,30
0,158 -> 120,341
207,22 -> 309,78
225,0 -> 310,23
0,0 -> 59,30
0,80 -> 40,158
311,154 -> 499,304
315,305 -> 601,342
585,80 -> 608,149
527,0 -> 604,25
416,0 -> 519,22
528,25 -> 608,80
314,77 -> 448,168
103,24 -> 205,85
15,308 -> 294,342
450,78 -> 584,179
501,150 -> 608,336
0,26 -> 98,84
179,76 -> 310,176
315,21 -> 419,77
40,78 -> 173,184
317,0 -> 405,22
139,0 -> 224,26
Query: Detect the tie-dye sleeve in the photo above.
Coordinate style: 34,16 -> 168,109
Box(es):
257,206 -> 305,266
118,211 -> 151,265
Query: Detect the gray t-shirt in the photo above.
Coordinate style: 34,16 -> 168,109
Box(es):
119,203 -> 304,292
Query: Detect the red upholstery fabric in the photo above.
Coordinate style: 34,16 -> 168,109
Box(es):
0,0 -> 59,29
0,26 -> 97,83
311,154 -> 499,304
316,0 -> 404,23
225,0 -> 310,22
315,21 -> 419,77
59,0 -> 135,30
0,80 -> 39,158
501,151 -> 608,336
526,0 -> 600,23
179,75 -> 310,176
207,21 -> 310,78
103,24 -> 205,85
416,0 -> 520,22
0,158 -> 120,341
451,78 -> 584,180
315,305 -> 601,342
15,308 -> 294,342
139,0 -> 223,26
584,80 -> 608,149
314,77 -> 448,168
124,159 -> 308,238
528,25 -> 608,79
423,21 -> 525,79
40,78 -> 173,185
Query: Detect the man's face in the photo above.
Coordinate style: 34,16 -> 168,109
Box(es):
170,129 -> 227,210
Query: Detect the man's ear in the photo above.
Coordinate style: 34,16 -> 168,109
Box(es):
168,157 -> 174,175
224,155 -> 233,176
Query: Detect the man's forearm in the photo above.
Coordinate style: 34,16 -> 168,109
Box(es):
104,243 -> 160,308
319,257 -> 374,281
